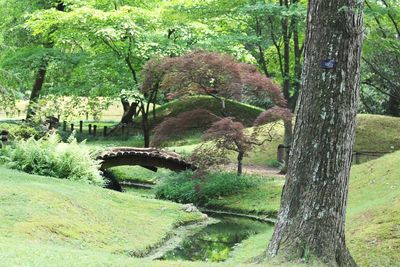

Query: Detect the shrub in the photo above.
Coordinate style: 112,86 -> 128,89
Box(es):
0,122 -> 40,140
0,133 -> 103,186
155,171 -> 258,205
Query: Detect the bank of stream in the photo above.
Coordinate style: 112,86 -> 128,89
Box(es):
122,184 -> 274,263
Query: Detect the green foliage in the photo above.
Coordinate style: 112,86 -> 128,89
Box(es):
29,95 -> 113,122
0,122 -> 40,140
0,133 -> 103,185
155,171 -> 258,205
361,0 -> 400,116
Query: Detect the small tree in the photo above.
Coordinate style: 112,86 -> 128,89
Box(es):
152,107 -> 292,176
202,118 -> 253,176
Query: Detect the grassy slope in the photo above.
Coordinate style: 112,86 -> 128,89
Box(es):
165,114 -> 400,168
206,178 -> 284,217
346,151 -> 400,267
354,114 -> 400,152
0,168 -> 203,264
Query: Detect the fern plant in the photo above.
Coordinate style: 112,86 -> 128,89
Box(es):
0,133 -> 103,186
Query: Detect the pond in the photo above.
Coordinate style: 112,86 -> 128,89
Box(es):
161,215 -> 273,262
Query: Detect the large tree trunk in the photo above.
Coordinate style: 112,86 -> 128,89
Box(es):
26,62 -> 47,120
267,0 -> 364,265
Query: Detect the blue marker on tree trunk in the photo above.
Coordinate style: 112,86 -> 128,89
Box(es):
320,59 -> 337,69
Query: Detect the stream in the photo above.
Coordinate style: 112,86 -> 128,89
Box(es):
161,215 -> 273,262
120,179 -> 273,262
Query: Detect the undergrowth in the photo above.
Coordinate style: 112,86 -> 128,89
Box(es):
0,133 -> 103,185
155,171 -> 259,205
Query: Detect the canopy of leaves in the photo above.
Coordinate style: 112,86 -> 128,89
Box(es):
142,50 -> 287,107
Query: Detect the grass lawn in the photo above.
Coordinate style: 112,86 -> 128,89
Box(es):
346,150 -> 400,267
205,177 -> 284,217
0,167 -> 204,264
0,167 -> 307,267
109,165 -> 172,184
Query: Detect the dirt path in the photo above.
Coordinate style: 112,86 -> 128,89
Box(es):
222,163 -> 285,178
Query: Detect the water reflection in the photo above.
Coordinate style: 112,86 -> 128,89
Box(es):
162,215 -> 272,262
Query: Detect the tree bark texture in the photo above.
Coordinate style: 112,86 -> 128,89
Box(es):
267,0 -> 364,266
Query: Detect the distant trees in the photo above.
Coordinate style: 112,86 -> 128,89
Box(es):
362,0 -> 400,116
166,0 -> 307,111
0,0 -> 69,119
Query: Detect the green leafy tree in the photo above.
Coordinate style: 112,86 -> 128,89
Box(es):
362,0 -> 400,116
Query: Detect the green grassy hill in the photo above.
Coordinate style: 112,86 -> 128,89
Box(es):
355,114 -> 400,152
1,151 -> 399,266
160,114 -> 400,168
346,150 -> 400,267
245,114 -> 400,167
137,96 -> 264,128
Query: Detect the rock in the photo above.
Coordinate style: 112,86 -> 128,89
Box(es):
182,203 -> 199,213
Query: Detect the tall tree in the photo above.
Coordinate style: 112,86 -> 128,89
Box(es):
267,0 -> 364,265
26,1 -> 65,120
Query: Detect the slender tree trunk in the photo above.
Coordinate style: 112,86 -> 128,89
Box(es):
282,6 -> 292,110
280,0 -> 295,166
257,44 -> 270,77
142,112 -> 150,148
237,151 -> 244,176
292,0 -> 303,111
267,0 -> 364,265
280,120 -> 293,174
26,62 -> 47,120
